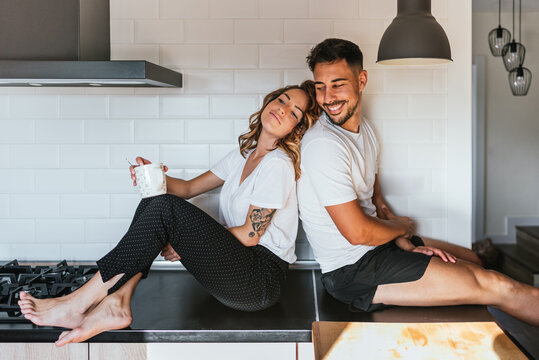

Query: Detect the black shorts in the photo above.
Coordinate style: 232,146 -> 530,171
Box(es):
320,236 -> 431,312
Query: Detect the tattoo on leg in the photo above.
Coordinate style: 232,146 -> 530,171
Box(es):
248,208 -> 276,237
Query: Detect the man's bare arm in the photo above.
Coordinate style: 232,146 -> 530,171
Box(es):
372,175 -> 395,220
326,199 -> 414,246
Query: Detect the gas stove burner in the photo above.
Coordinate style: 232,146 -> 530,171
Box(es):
0,260 -> 98,322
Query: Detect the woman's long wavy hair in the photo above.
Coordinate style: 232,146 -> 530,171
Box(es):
238,80 -> 320,181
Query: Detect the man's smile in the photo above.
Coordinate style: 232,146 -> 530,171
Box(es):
325,101 -> 346,115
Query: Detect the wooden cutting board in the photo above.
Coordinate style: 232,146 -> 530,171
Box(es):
312,321 -> 526,360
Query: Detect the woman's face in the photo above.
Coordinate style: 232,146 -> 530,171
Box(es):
260,88 -> 308,139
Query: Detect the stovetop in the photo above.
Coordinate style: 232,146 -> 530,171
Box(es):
0,260 -> 97,322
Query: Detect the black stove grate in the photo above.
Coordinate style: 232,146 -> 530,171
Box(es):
0,260 -> 98,321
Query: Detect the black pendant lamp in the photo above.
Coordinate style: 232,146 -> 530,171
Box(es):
488,0 -> 511,56
507,0 -> 531,96
377,0 -> 452,65
502,0 -> 525,71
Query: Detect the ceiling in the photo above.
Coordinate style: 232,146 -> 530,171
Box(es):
473,0 -> 539,12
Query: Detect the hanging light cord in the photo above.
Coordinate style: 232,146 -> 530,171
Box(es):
512,0 -> 515,41
498,0 -> 501,25
519,0 -> 522,42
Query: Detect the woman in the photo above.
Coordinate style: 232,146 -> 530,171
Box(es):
18,81 -> 320,346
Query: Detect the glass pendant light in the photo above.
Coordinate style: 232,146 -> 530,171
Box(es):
507,1 -> 531,96
508,65 -> 532,95
502,0 -> 525,71
488,0 -> 511,56
376,0 -> 452,65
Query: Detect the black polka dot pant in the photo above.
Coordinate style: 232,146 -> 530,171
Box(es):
96,194 -> 288,312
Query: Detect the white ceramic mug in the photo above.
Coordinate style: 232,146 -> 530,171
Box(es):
134,163 -> 167,198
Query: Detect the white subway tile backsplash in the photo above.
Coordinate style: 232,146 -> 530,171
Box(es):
210,144 -> 237,166
210,96 -> 258,117
234,119 -> 250,139
135,20 -> 184,44
183,169 -> 206,180
235,70 -> 282,94
186,120 -> 234,143
59,96 -> 108,119
135,119 -> 184,143
259,0 -> 308,18
210,45 -> 258,69
408,145 -> 446,169
409,95 -> 445,118
184,20 -> 234,43
160,0 -> 209,19
382,118 -> 434,144
362,94 -> 408,119
432,170 -> 447,193
334,20 -> 386,46
430,218 -> 447,240
235,20 -> 283,44
0,96 -> 8,118
433,118 -> 447,143
110,44 -> 160,64
110,0 -> 159,19
10,96 -> 58,118
36,120 -> 84,143
362,69 -> 384,94
12,244 -> 60,260
184,70 -> 234,94
384,195 -> 408,215
0,120 -> 34,143
84,169 -> 132,194
110,20 -> 134,43
0,220 -> 34,243
85,120 -> 133,144
10,195 -> 59,218
408,193 -> 447,218
379,143 -> 408,169
0,195 -> 8,217
384,70 -> 434,94
35,219 -> 84,243
61,244 -> 111,261
310,0 -> 359,18
160,96 -> 209,118
85,219 -> 130,243
35,170 -> 84,193
0,170 -> 35,193
110,145 -> 160,168
60,145 -> 109,169
260,45 -> 311,69
433,70 -> 447,94
284,70 -> 312,86
284,20 -> 332,44
0,145 -> 9,168
378,169 -> 432,195
10,145 -> 59,169
161,145 -> 209,168
160,45 -> 209,68
0,245 -> 10,260
358,0 -> 395,19
110,96 -> 159,119
209,0 -> 257,18
111,194 -> 140,218
60,195 -> 110,218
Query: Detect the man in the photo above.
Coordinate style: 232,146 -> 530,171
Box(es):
298,38 -> 539,325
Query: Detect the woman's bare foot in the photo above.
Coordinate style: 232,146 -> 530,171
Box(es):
55,293 -> 133,347
18,272 -> 124,329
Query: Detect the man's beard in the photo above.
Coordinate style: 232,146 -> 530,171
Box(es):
325,97 -> 360,126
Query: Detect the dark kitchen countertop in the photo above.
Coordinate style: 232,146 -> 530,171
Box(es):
1,268 -> 537,358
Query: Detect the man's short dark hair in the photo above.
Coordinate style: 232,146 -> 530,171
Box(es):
306,38 -> 363,74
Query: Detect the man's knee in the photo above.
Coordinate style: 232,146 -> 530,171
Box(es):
470,266 -> 515,302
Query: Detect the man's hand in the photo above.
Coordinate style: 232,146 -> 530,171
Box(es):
160,242 -> 180,262
396,237 -> 456,263
381,205 -> 415,239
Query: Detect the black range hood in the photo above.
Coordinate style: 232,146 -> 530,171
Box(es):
0,0 -> 182,87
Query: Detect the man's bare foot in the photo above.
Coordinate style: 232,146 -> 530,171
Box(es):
55,294 -> 133,347
18,291 -> 88,329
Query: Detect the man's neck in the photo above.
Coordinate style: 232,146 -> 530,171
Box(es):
339,110 -> 361,133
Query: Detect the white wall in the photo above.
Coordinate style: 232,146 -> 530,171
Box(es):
473,12 -> 539,240
0,0 -> 471,261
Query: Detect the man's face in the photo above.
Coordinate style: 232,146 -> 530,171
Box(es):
313,59 -> 366,127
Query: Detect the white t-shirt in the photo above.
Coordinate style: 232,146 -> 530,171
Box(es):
297,113 -> 380,273
210,147 -> 298,264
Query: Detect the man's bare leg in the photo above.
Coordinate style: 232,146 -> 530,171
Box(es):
372,258 -> 539,326
18,271 -> 124,329
421,237 -> 482,265
55,272 -> 143,347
